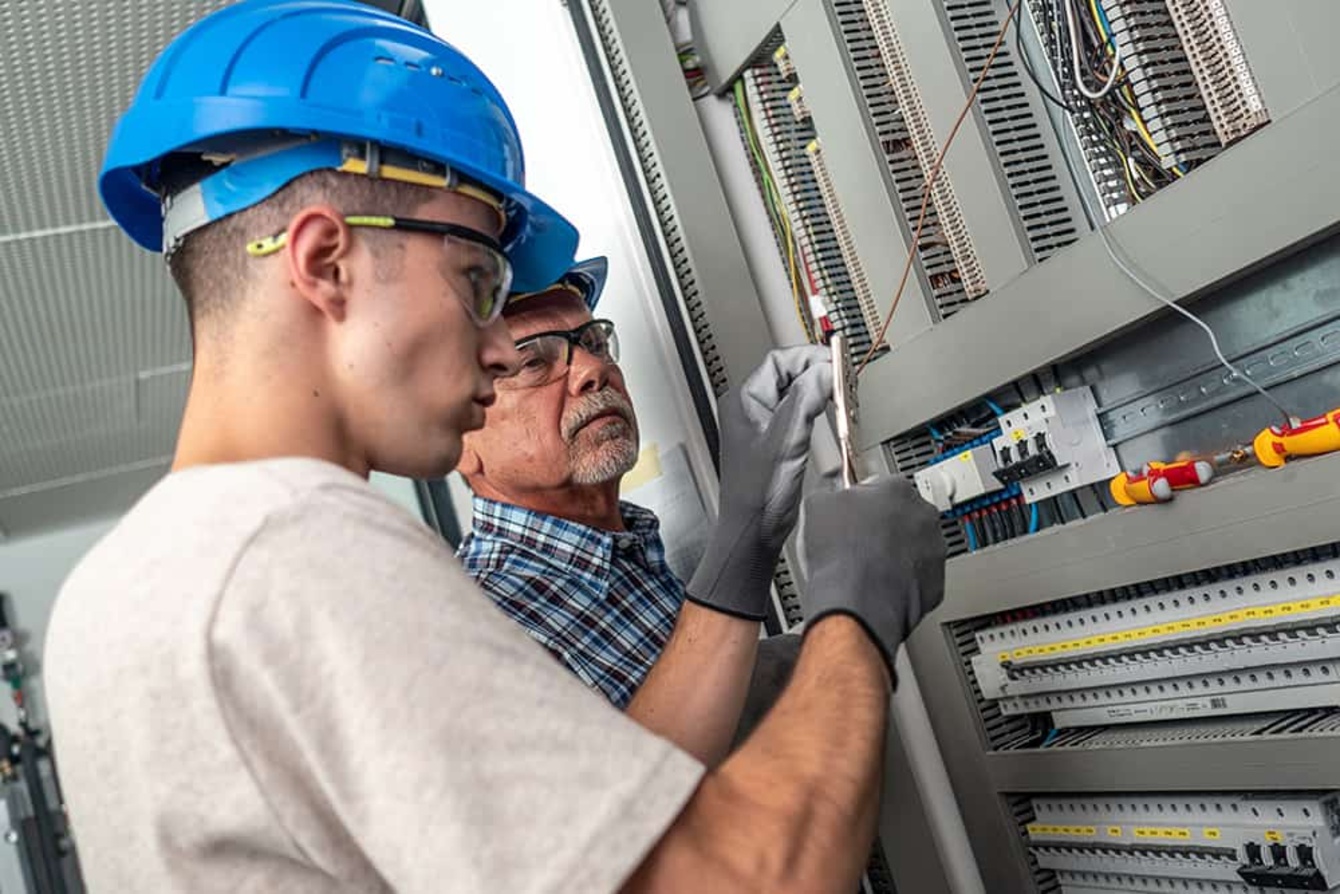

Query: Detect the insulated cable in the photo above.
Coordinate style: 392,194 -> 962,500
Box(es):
857,0 -> 1023,374
1065,0 -> 1121,99
1095,222 -> 1295,425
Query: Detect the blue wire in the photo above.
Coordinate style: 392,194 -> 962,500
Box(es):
984,397 -> 1005,417
928,424 -> 945,442
965,521 -> 978,553
1028,503 -> 1040,534
1091,0 -> 1116,52
1042,728 -> 1060,747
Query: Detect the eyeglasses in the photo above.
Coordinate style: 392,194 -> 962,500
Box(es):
246,215 -> 513,326
498,319 -> 619,391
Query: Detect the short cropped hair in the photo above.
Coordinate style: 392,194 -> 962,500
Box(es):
167,169 -> 440,327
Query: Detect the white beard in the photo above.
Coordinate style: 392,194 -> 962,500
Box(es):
569,418 -> 639,485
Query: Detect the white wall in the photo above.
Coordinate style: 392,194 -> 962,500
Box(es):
423,0 -> 718,532
0,518 -> 116,729
369,471 -> 422,518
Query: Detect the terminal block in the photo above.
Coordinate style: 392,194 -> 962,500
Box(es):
1027,793 -> 1340,892
990,388 -> 1119,504
971,554 -> 1340,729
787,85 -> 810,122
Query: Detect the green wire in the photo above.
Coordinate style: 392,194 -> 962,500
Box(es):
733,79 -> 816,343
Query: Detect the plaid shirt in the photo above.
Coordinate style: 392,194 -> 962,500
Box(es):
457,496 -> 684,708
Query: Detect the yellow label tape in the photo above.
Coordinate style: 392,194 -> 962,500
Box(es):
1266,830 -> 1283,843
1026,824 -> 1097,838
1000,593 -> 1340,663
1134,826 -> 1192,841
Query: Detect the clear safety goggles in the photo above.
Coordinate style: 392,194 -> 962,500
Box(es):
246,214 -> 512,326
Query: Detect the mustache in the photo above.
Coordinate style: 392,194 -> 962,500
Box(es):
562,389 -> 636,441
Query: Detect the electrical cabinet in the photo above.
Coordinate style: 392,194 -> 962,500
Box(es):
567,0 -> 1340,891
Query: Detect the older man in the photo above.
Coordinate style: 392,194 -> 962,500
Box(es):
457,257 -> 817,763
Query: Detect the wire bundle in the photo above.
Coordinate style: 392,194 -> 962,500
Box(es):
733,76 -> 821,344
1018,0 -> 1186,210
677,43 -> 710,99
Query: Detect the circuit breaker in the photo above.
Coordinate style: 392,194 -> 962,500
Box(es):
990,389 -> 1119,506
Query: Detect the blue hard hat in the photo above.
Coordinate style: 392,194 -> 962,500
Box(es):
562,257 -> 609,310
98,0 -> 577,292
508,256 -> 608,310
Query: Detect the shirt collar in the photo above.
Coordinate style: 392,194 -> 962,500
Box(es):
469,495 -> 664,574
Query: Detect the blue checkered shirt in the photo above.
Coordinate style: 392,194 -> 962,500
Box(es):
457,496 -> 685,708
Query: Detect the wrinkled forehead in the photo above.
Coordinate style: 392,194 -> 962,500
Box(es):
504,289 -> 592,340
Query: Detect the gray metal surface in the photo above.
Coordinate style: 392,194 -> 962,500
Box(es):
1066,231 -> 1340,466
1223,0 -> 1340,122
882,703 -> 955,894
910,621 -> 1037,894
591,0 -> 775,391
687,0 -> 796,92
882,0 -> 1029,292
780,0 -> 935,345
941,451 -> 1340,621
855,82 -> 1340,447
0,794 -> 32,894
987,736 -> 1340,792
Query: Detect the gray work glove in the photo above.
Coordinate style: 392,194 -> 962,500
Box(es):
800,474 -> 947,678
687,346 -> 833,621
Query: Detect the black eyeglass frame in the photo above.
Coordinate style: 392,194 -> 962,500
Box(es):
502,318 -> 619,389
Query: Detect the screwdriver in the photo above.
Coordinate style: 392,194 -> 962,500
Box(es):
1110,459 -> 1214,505
1252,408 -> 1340,468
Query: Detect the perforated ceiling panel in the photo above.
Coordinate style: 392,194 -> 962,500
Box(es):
0,1 -> 421,541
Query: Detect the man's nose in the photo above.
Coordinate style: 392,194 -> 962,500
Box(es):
479,317 -> 521,379
568,345 -> 611,395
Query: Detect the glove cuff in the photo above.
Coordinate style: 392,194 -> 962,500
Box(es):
684,591 -> 767,622
802,608 -> 898,685
686,516 -> 779,621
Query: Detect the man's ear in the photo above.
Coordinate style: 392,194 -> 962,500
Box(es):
456,434 -> 484,478
285,205 -> 355,322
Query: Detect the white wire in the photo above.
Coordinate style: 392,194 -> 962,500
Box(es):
1064,0 -> 1122,100
1095,222 -> 1295,424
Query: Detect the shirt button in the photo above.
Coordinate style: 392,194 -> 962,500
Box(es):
615,536 -> 636,550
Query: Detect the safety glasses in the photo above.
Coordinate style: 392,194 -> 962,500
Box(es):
498,319 -> 619,391
246,215 -> 513,326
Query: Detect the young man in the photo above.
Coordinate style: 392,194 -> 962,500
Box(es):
457,258 -> 808,763
45,2 -> 946,892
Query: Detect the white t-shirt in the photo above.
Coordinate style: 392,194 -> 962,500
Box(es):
45,458 -> 703,893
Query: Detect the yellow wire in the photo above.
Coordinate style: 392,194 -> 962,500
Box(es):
735,79 -> 815,343
779,204 -> 810,342
1088,0 -> 1184,180
1120,87 -> 1159,156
